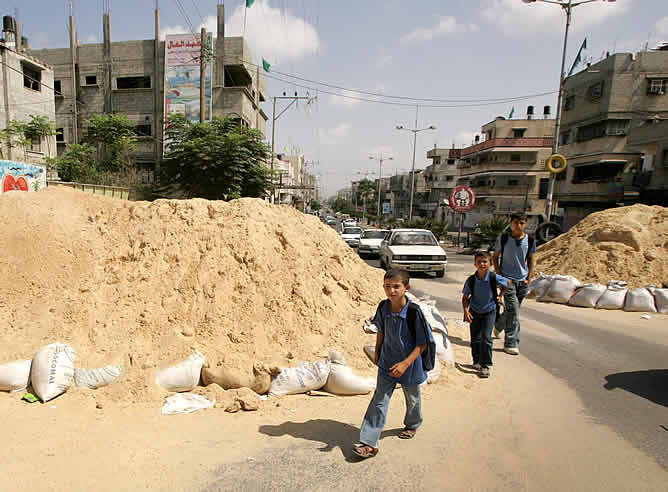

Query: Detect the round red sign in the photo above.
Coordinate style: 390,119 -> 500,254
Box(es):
449,185 -> 476,212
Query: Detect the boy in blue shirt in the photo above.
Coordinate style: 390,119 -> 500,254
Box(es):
462,251 -> 509,378
353,268 -> 432,459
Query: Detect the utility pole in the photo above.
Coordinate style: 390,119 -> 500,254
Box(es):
200,27 -> 206,123
68,0 -> 78,144
369,154 -> 393,218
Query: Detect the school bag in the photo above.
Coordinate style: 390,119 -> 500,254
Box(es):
465,272 -> 503,320
499,232 -> 535,273
374,300 -> 437,372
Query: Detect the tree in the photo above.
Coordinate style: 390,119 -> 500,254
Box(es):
45,143 -> 97,183
0,120 -> 29,160
310,199 -> 322,211
471,215 -> 509,249
158,115 -> 271,200
356,179 -> 375,216
84,113 -> 137,172
25,114 -> 57,157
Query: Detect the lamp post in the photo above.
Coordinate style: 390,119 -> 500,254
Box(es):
396,110 -> 436,220
522,0 -> 616,221
369,154 -> 393,218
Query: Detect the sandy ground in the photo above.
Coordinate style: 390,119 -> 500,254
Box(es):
1,259 -> 666,491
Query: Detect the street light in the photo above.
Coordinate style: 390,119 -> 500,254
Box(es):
522,0 -> 616,221
396,119 -> 436,220
369,154 -> 393,218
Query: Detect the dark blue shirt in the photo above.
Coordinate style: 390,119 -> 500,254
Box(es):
372,298 -> 428,385
463,271 -> 509,314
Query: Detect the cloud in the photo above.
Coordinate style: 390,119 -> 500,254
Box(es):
376,55 -> 393,68
454,131 -> 477,147
480,0 -> 630,37
162,0 -> 320,64
85,35 -> 98,44
656,16 -> 668,36
319,123 -> 352,144
401,16 -> 479,44
329,91 -> 361,108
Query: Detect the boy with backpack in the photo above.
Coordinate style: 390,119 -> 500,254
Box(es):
462,251 -> 509,378
353,268 -> 435,459
492,212 -> 536,355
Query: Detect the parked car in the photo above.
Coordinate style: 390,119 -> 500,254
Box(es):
326,218 -> 337,227
357,229 -> 389,258
340,226 -> 363,248
379,229 -> 447,278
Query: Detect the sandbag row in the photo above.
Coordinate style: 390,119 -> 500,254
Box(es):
528,275 -> 668,313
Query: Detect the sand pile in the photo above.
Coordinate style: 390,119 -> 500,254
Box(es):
535,204 -> 667,288
0,188 -> 384,404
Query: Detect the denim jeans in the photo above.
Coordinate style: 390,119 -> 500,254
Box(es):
359,372 -> 422,449
496,280 -> 529,348
470,309 -> 495,367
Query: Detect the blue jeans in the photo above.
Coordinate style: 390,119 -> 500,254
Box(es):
496,280 -> 529,349
359,372 -> 423,448
470,309 -> 495,367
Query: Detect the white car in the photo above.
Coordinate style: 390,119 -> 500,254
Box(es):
357,229 -> 389,258
340,226 -> 363,248
379,229 -> 447,278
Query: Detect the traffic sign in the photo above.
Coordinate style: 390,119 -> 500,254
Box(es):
449,185 -> 476,212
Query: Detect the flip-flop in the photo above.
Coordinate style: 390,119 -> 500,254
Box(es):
352,443 -> 378,459
398,428 -> 417,439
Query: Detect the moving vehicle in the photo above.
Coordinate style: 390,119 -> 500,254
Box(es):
379,229 -> 447,278
357,229 -> 389,258
340,226 -> 363,248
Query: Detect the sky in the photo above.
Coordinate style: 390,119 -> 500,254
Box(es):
9,0 -> 668,198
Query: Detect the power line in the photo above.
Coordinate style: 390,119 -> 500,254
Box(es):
190,0 -> 204,23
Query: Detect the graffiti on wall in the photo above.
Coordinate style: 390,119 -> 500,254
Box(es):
0,160 -> 47,194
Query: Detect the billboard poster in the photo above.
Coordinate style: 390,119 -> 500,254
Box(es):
164,34 -> 213,124
382,202 -> 391,215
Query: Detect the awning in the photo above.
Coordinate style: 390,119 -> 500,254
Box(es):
458,170 -> 546,178
572,159 -> 627,167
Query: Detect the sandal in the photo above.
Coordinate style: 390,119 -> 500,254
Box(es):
398,428 -> 417,439
352,443 -> 378,459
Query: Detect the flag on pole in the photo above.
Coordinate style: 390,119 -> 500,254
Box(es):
568,38 -> 587,76
508,106 -> 515,119
262,58 -> 271,72
246,0 -> 255,7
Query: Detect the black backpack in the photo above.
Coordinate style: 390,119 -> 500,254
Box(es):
375,300 -> 437,372
499,232 -> 535,275
466,272 -> 502,320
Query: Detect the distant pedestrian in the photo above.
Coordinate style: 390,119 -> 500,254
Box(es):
462,251 -> 508,378
352,268 -> 433,459
492,212 -> 536,355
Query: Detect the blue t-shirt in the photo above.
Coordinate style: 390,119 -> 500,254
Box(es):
494,234 -> 536,281
372,298 -> 428,385
462,272 -> 509,314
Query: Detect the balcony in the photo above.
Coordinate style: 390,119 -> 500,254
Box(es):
460,137 -> 553,157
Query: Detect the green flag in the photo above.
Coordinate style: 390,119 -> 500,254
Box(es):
246,0 -> 255,7
568,38 -> 587,76
509,106 -> 515,119
262,58 -> 271,72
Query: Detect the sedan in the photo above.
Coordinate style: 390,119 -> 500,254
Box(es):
379,229 -> 447,278
340,226 -> 363,248
357,229 -> 389,258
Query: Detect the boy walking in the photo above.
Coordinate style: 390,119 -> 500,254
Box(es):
492,212 -> 536,355
462,251 -> 508,378
353,268 -> 432,459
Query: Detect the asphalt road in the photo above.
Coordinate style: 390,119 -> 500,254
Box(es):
360,249 -> 668,471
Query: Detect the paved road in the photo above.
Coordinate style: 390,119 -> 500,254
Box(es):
360,248 -> 668,470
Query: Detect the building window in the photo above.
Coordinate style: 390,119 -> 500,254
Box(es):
135,124 -> 152,137
560,130 -> 571,145
84,75 -> 97,86
539,178 -> 549,199
513,129 -> 526,138
662,149 -> 668,168
54,80 -> 62,95
432,156 -> 441,165
573,162 -> 625,183
587,81 -> 605,100
22,63 -> 42,91
117,76 -> 151,89
606,119 -> 628,136
564,95 -> 575,111
508,179 -> 519,186
446,175 -> 453,182
647,79 -> 667,95
447,159 -> 455,165
30,137 -> 41,152
510,153 -> 521,162
56,128 -> 64,142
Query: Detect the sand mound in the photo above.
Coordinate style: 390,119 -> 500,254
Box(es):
535,204 -> 667,288
0,188 -> 384,404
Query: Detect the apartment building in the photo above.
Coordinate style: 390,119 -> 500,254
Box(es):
457,110 -> 554,227
555,49 -> 668,229
424,147 -> 461,222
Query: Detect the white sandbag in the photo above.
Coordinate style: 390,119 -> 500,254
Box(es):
568,283 -> 607,308
155,350 -> 205,392
652,288 -> 668,314
268,360 -> 330,397
623,288 -> 657,313
433,332 -> 455,366
0,359 -> 32,393
424,361 -> 441,385
31,343 -> 76,402
327,349 -> 346,365
539,275 -> 581,304
323,362 -> 375,396
363,345 -> 376,364
527,274 -> 554,299
74,365 -> 122,389
161,393 -> 214,415
596,284 -> 628,310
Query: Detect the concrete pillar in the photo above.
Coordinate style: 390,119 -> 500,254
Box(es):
103,12 -> 112,113
214,4 -> 225,113
69,14 -> 78,144
154,7 -> 161,160
1,47 -> 12,159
